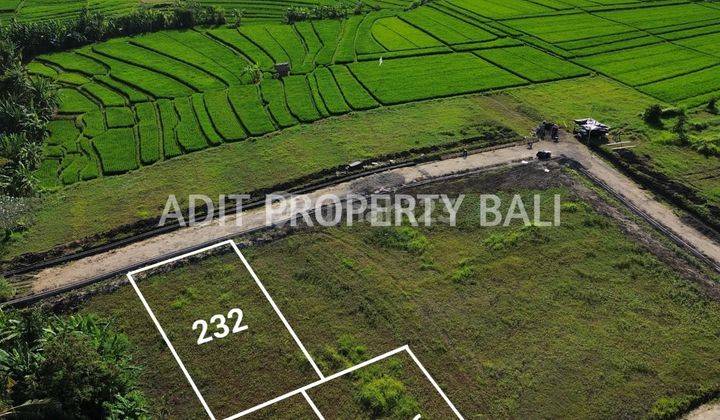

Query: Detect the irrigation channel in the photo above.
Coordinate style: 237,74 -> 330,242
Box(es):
3,134 -> 720,307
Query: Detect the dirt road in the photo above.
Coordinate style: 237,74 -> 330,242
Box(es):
24,136 -> 720,294
685,402 -> 720,420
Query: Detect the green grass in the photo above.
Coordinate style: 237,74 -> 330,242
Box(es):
283,75 -> 322,123
174,97 -> 209,153
335,15 -> 363,64
157,99 -> 181,159
330,66 -> 379,110
58,88 -> 97,114
40,51 -> 107,76
203,90 -> 247,141
80,186 -> 720,418
131,32 -> 241,87
205,28 -> 274,71
227,85 -> 276,136
238,25 -> 290,65
475,46 -> 588,82
575,43 -> 719,87
79,49 -> 194,99
81,111 -> 104,138
260,78 -> 297,128
401,7 -> 496,44
314,67 -> 351,115
372,17 -> 443,50
191,94 -> 223,146
313,20 -> 341,66
349,53 -> 526,104
93,40 -> 225,92
105,107 -> 134,128
92,127 -> 138,174
136,102 -> 161,165
82,82 -> 126,107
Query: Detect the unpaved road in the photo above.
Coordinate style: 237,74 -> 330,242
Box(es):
685,402 -> 720,420
25,135 -> 720,294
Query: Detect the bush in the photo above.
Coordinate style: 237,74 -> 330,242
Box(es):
673,113 -> 688,145
0,276 -> 15,300
0,310 -> 148,418
284,2 -> 369,23
367,226 -> 429,253
1,2 -> 227,59
357,376 -> 420,417
450,259 -> 475,284
708,98 -> 718,114
642,104 -> 663,126
647,385 -> 720,420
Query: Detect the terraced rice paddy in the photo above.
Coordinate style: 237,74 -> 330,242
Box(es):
27,0 -> 720,190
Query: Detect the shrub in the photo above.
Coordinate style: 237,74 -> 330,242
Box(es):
0,275 -> 15,300
1,3 -> 227,59
367,226 -> 429,253
450,259 -> 476,284
406,0 -> 434,10
357,376 -> 420,417
673,113 -> 688,145
284,2 -> 369,24
647,385 -> 720,420
642,104 -> 663,126
708,98 -> 718,114
0,310 -> 148,418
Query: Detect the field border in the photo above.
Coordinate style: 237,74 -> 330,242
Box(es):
229,344 -> 465,420
126,239 -> 324,420
126,238 -> 464,419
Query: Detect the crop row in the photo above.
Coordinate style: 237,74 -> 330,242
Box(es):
575,43 -> 720,87
40,66 -> 386,183
474,46 -> 588,82
349,52 -> 527,105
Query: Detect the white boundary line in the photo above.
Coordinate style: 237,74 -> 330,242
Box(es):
128,238 -> 463,420
406,346 -> 464,419
229,241 -> 324,379
127,272 -> 217,420
302,390 -> 325,419
226,345 -> 464,420
127,239 -> 321,420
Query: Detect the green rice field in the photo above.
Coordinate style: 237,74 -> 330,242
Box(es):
29,0 -> 720,189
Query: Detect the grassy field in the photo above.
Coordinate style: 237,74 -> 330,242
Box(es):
80,170 -> 720,418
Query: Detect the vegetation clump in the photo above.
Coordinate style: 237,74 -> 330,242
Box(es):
707,98 -> 717,114
367,226 -> 429,253
647,385 -> 720,420
284,2 -> 370,24
1,2 -> 227,59
0,309 -> 148,418
673,112 -> 688,145
357,375 -> 420,417
0,276 -> 14,301
642,104 -> 663,126
0,39 -> 58,197
318,336 -> 421,417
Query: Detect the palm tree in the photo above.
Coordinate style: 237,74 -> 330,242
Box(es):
243,62 -> 262,84
0,160 -> 37,197
28,76 -> 59,120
